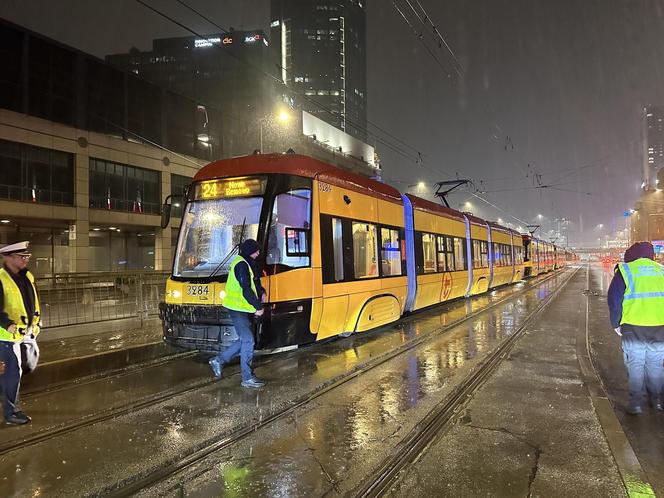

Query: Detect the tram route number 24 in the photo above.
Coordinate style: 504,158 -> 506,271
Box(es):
186,285 -> 210,299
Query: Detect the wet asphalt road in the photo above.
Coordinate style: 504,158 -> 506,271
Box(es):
0,270 -> 571,497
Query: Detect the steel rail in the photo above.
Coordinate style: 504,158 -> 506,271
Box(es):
104,269 -> 572,497
354,266 -> 579,498
2,271 -> 558,459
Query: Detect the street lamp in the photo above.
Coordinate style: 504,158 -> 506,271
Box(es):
407,181 -> 426,193
260,106 -> 293,153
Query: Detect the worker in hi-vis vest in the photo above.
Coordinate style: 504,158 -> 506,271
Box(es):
0,241 -> 41,425
608,241 -> 664,415
209,239 -> 266,388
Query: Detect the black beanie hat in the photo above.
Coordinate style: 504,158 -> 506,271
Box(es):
624,241 -> 655,263
240,239 -> 260,256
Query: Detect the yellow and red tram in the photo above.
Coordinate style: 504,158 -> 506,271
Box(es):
159,153 -> 572,352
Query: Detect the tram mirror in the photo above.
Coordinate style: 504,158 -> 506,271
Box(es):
285,227 -> 310,257
161,203 -> 172,229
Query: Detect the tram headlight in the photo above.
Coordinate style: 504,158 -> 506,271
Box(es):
219,290 -> 226,300
172,290 -> 181,299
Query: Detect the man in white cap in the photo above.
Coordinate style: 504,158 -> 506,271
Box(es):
0,241 -> 42,425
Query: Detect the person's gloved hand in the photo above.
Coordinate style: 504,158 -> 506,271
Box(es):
614,327 -> 622,337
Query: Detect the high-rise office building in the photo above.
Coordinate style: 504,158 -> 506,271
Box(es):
644,105 -> 664,190
107,30 -> 279,157
270,0 -> 367,140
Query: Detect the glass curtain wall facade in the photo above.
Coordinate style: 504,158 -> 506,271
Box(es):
0,18 -> 220,160
270,0 -> 367,140
89,159 -> 161,215
0,139 -> 75,205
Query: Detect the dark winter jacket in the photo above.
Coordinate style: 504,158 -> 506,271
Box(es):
607,267 -> 625,329
234,243 -> 265,312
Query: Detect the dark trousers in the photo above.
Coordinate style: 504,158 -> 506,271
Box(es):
621,324 -> 664,406
216,310 -> 255,381
0,341 -> 22,418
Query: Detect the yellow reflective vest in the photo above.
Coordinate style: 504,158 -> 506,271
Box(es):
222,256 -> 258,313
618,258 -> 664,326
0,268 -> 41,342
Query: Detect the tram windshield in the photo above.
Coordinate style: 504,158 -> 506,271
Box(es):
173,196 -> 263,278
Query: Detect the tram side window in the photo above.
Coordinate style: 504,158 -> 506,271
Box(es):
436,236 -> 447,272
493,243 -> 512,267
266,188 -> 312,269
453,237 -> 466,271
422,233 -> 437,273
473,240 -> 489,268
352,222 -> 379,278
504,244 -> 513,266
514,246 -> 523,264
332,217 -> 344,281
380,227 -> 402,276
492,242 -> 501,267
436,236 -> 455,272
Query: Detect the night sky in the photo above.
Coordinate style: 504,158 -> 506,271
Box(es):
3,0 -> 664,245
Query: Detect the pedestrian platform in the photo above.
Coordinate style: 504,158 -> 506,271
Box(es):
21,319 -> 178,393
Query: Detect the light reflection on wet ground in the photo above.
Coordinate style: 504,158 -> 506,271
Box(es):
145,277 -> 563,497
0,273 -> 566,497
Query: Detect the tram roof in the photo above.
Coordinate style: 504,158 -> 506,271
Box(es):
195,153 -> 402,203
465,213 -> 489,227
405,194 -> 465,221
487,221 -> 515,236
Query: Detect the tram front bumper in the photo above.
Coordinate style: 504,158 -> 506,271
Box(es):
159,302 -> 240,354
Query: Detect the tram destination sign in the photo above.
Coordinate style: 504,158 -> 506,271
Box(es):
194,177 -> 266,200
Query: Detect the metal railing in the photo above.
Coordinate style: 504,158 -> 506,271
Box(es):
35,271 -> 170,328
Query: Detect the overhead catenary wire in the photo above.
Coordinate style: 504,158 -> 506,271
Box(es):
389,1 -> 539,191
403,0 -> 464,77
388,1 -> 608,228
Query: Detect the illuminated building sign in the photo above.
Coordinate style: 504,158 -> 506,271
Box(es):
194,37 -> 221,48
194,178 -> 266,199
222,36 -> 233,45
244,34 -> 261,43
270,20 -> 280,28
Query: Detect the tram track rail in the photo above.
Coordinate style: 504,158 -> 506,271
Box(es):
353,266 -> 579,498
0,349 -> 292,457
4,273 -> 561,459
22,349 -> 197,398
100,268 -> 574,497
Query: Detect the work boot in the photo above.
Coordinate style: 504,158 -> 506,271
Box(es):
625,404 -> 643,415
241,376 -> 265,388
208,357 -> 222,379
5,411 -> 31,425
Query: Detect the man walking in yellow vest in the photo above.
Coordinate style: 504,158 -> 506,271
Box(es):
209,239 -> 266,388
0,241 -> 41,425
608,241 -> 664,415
